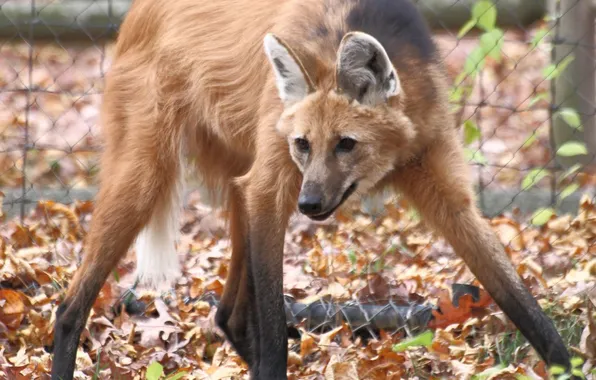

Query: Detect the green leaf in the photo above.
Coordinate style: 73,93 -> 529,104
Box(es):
471,364 -> 506,380
464,148 -> 488,165
557,107 -> 582,130
93,348 -> 103,380
542,64 -> 556,80
571,369 -> 586,379
543,55 -> 575,80
450,73 -> 471,103
472,0 -> 497,31
112,270 -> 120,283
558,163 -> 582,183
454,72 -> 468,87
522,134 -> 538,149
166,371 -> 188,380
392,330 -> 434,352
450,85 -> 464,103
556,141 -> 588,157
570,357 -> 584,368
528,92 -> 550,108
450,103 -> 463,114
373,258 -> 384,272
531,207 -> 555,226
480,29 -> 504,62
347,250 -> 357,266
531,27 -> 550,49
50,161 -> 60,171
458,19 -> 477,39
463,120 -> 481,145
521,169 -> 549,190
407,206 -> 420,223
559,183 -> 579,201
146,361 -> 164,380
464,46 -> 487,75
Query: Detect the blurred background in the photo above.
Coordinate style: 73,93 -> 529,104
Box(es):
0,1 -> 595,379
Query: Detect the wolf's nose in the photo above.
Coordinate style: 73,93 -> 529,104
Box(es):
298,194 -> 323,215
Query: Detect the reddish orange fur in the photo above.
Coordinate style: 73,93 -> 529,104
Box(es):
50,0 -> 573,379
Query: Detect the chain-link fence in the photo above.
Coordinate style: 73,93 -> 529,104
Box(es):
2,0 -> 595,221
0,0 -> 594,378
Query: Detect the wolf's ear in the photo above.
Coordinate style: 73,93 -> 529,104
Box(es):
335,32 -> 401,106
264,33 -> 316,105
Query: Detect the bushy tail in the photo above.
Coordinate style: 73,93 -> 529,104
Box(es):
134,176 -> 183,290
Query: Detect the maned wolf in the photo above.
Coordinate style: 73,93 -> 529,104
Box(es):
50,0 -> 574,379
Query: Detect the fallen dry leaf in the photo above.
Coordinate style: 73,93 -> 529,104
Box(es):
0,289 -> 27,330
324,354 -> 359,380
429,289 -> 493,329
580,300 -> 596,359
135,299 -> 182,347
319,325 -> 345,350
300,330 -> 317,358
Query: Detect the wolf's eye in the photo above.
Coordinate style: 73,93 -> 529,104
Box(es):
294,137 -> 310,153
336,137 -> 357,153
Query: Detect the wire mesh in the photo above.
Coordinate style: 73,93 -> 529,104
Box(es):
0,0 -> 594,378
2,0 -> 591,221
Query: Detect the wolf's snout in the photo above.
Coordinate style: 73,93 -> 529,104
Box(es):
298,192 -> 323,215
298,182 -> 325,215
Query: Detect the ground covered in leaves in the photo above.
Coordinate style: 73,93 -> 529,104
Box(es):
0,191 -> 595,379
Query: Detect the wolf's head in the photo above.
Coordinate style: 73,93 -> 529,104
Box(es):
264,32 -> 416,220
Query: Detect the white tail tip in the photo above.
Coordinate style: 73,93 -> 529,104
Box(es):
134,183 -> 182,291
